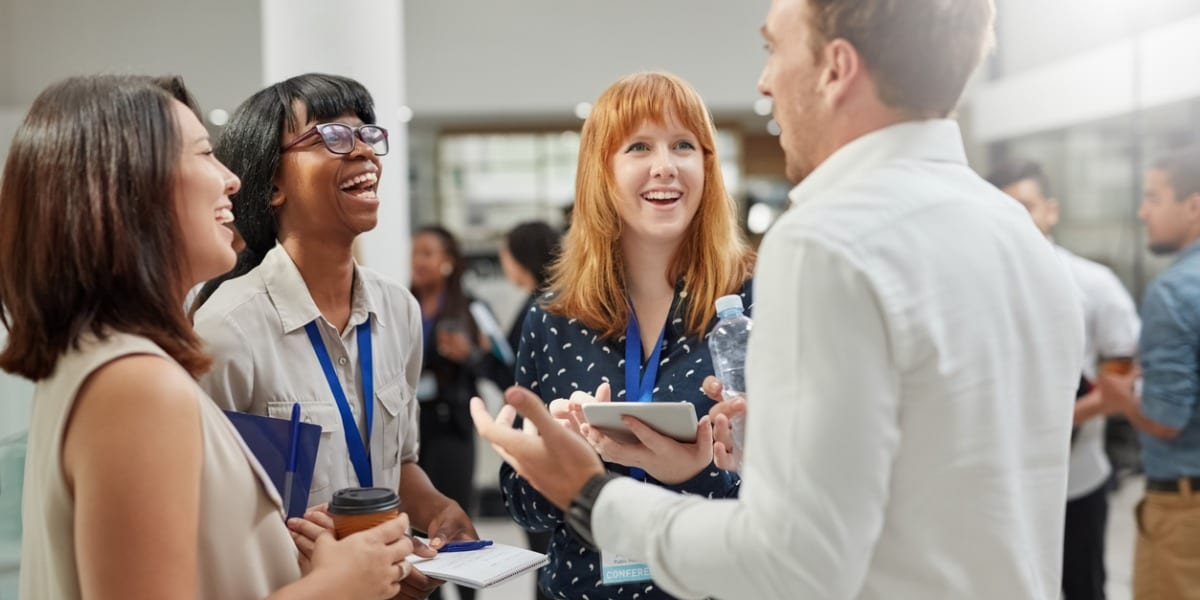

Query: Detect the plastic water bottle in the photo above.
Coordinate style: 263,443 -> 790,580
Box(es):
707,294 -> 751,468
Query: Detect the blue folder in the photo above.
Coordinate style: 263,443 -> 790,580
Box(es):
224,410 -> 322,519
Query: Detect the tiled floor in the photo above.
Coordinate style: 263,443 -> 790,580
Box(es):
463,475 -> 1144,600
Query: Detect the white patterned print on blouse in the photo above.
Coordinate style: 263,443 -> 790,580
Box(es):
499,280 -> 752,599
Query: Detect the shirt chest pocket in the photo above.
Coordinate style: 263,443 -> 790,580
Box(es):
375,380 -> 415,485
265,399 -> 341,497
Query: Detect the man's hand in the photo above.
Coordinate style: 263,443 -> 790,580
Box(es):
471,385 -> 605,509
1096,370 -> 1139,417
581,416 -> 714,484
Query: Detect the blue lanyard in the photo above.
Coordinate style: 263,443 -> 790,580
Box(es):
624,309 -> 666,481
624,313 -> 666,403
304,321 -> 374,487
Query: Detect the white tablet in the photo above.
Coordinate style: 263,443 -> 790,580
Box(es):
582,402 -> 699,444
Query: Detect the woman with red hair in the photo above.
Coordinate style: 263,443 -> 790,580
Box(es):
498,71 -> 754,600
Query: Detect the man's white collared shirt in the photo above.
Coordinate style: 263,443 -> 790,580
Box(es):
593,120 -> 1084,599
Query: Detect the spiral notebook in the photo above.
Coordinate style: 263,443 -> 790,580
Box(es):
407,543 -> 548,589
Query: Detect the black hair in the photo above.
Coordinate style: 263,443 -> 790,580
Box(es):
504,221 -> 561,291
1154,146 -> 1200,202
986,160 -> 1053,199
413,225 -> 469,317
190,73 -> 376,313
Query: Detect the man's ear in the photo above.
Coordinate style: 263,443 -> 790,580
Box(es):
1046,198 -> 1061,230
1185,192 -> 1200,220
819,38 -> 864,107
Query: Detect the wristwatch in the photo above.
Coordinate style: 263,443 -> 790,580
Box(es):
564,472 -> 621,551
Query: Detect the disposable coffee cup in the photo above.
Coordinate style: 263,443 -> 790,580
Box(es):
328,487 -> 401,539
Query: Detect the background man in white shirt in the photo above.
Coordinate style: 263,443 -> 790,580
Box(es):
990,160 -> 1141,600
472,0 -> 1086,598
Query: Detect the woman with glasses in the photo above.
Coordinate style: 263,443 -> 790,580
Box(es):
2,74 -> 415,600
191,73 -> 477,599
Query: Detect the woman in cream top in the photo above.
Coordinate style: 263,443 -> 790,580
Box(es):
0,74 -> 414,599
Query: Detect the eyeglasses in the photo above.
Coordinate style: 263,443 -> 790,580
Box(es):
281,123 -> 389,156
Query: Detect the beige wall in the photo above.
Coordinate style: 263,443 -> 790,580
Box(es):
5,0 -> 262,118
405,0 -> 770,120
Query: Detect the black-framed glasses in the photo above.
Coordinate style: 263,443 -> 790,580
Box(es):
281,122 -> 389,156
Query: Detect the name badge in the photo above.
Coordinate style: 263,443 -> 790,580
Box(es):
416,372 -> 438,402
601,552 -> 652,585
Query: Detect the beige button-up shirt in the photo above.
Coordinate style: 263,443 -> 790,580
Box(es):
195,244 -> 422,507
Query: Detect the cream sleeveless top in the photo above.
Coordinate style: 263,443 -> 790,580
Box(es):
19,332 -> 301,598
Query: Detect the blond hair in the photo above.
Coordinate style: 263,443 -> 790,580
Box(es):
545,72 -> 754,339
806,0 -> 995,117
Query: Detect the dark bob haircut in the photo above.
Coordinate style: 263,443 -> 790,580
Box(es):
0,74 -> 209,380
986,160 -> 1054,200
191,73 -> 376,312
505,221 -> 560,292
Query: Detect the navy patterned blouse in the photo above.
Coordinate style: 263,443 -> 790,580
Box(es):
500,279 -> 753,600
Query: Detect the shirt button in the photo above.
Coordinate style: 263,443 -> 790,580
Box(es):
338,357 -> 348,366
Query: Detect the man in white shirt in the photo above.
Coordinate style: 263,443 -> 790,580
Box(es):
990,160 -> 1140,599
472,0 -> 1085,598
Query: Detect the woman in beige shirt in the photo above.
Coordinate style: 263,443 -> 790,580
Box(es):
0,74 -> 415,599
190,73 -> 478,599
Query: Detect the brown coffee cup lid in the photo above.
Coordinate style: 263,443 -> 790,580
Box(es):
328,487 -> 401,515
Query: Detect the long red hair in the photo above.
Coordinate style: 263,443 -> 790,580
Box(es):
545,72 -> 754,339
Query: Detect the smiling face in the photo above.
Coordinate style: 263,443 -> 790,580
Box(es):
274,105 -> 383,244
171,100 -> 241,288
609,115 -> 705,249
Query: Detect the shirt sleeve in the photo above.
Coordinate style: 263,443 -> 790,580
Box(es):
498,307 -> 564,532
401,292 -> 424,464
1139,279 -> 1199,429
194,314 -> 255,413
592,234 -> 901,599
1092,268 -> 1140,360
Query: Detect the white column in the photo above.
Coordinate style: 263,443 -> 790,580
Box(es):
261,0 -> 411,284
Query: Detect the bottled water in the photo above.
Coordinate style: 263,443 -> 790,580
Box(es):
707,294 -> 751,468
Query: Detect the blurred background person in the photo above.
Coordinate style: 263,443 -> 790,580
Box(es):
191,74 -> 476,600
1102,145 -> 1200,600
990,160 -> 1141,600
468,221 -> 561,391
410,224 -> 501,600
0,74 -> 414,600
465,220 -> 560,600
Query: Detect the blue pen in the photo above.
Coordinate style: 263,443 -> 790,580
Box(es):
438,540 -> 494,553
283,403 -> 301,518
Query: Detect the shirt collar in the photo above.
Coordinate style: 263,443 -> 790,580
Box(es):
261,243 -> 383,335
787,119 -> 968,208
1176,239 -> 1200,264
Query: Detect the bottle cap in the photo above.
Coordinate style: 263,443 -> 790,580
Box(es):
714,294 -> 744,315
